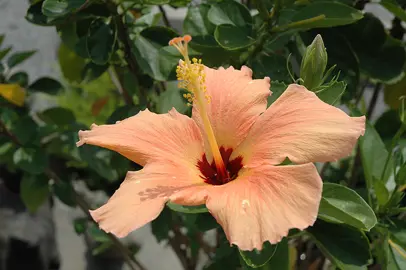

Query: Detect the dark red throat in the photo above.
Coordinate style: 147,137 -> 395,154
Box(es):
197,147 -> 243,185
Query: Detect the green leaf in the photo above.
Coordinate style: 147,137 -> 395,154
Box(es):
8,72 -> 29,87
291,1 -> 363,29
42,0 -> 87,18
268,81 -> 287,105
20,174 -> 50,213
142,0 -> 169,4
358,42 -> 405,84
315,81 -> 346,105
359,122 -> 396,202
157,81 -> 188,114
388,237 -> 406,269
381,0 -> 406,22
86,19 -> 116,65
53,181 -> 76,207
318,183 -> 377,231
26,1 -> 62,26
73,218 -> 87,234
107,105 -> 140,124
29,77 -> 63,95
307,220 -> 372,270
373,177 -> 391,206
92,242 -> 113,256
214,25 -> 255,51
58,44 -> 86,83
88,223 -> 111,242
13,148 -> 48,174
132,26 -> 178,81
265,238 -> 289,270
7,51 -> 36,68
167,202 -> 208,214
184,4 -> 215,36
397,163 -> 406,186
11,116 -> 38,146
79,145 -> 117,181
208,1 -> 252,27
250,52 -> 290,82
151,207 -> 172,242
0,35 -> 4,47
239,242 -> 278,268
39,107 -> 76,127
0,47 -> 12,61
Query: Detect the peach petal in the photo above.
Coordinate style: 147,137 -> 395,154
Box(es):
206,163 -> 322,251
192,66 -> 270,160
77,108 -> 204,167
90,162 -> 208,238
232,84 -> 365,166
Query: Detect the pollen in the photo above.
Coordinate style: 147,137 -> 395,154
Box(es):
169,35 -> 210,104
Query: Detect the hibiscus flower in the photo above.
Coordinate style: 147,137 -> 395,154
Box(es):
77,35 -> 365,251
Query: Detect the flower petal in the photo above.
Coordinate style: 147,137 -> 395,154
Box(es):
90,162 -> 208,238
206,163 -> 322,251
192,66 -> 270,156
77,108 -> 203,166
232,84 -> 365,166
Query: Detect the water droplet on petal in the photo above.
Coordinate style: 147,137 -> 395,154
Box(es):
242,199 -> 250,209
135,180 -> 141,184
172,176 -> 177,179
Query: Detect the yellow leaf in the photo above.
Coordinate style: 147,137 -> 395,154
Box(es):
0,84 -> 26,106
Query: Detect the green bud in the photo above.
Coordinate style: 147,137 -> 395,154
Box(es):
300,34 -> 328,90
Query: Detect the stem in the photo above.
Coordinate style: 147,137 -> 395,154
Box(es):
271,15 -> 326,33
367,83 -> 381,119
269,0 -> 282,21
0,120 -> 20,145
0,119 -> 146,270
355,79 -> 369,106
108,66 -> 133,106
349,146 -> 362,188
158,6 -> 171,28
380,125 -> 405,181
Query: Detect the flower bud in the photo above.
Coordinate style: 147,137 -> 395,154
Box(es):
300,34 -> 328,90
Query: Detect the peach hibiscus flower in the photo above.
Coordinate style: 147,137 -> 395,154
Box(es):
77,36 -> 365,251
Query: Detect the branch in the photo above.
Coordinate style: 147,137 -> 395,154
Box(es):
0,120 -> 20,145
159,6 -> 171,28
367,83 -> 381,119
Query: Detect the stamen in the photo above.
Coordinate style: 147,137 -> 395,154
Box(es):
169,35 -> 228,182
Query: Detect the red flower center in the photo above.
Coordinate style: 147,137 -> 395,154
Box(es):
197,147 -> 243,185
